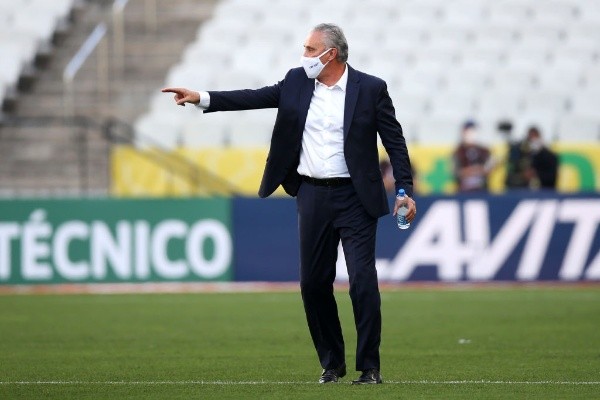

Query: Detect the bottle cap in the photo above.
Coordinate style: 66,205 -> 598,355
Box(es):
397,188 -> 405,196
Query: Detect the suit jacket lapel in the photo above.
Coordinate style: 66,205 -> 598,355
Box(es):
344,66 -> 360,141
297,77 -> 315,139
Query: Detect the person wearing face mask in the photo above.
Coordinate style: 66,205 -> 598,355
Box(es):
523,126 -> 558,190
162,23 -> 415,385
452,120 -> 493,192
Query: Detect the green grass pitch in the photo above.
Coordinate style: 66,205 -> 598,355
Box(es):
1,286 -> 599,399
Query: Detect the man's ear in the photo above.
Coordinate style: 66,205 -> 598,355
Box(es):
330,48 -> 338,61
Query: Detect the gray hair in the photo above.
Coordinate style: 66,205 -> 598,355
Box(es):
312,23 -> 349,63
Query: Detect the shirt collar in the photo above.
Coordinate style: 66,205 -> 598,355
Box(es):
315,64 -> 348,92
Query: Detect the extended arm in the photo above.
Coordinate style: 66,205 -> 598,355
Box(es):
162,79 -> 283,112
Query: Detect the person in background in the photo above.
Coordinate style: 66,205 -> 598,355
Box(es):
524,126 -> 558,190
381,158 -> 417,195
499,120 -> 529,189
452,120 -> 493,192
379,158 -> 396,194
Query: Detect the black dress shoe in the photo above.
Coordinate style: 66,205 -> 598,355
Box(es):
351,369 -> 383,384
319,363 -> 347,383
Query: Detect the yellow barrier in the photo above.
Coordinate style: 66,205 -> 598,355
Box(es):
112,144 -> 600,197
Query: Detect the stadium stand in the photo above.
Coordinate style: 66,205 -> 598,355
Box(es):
0,0 -> 218,196
136,0 -> 600,147
0,0 -> 75,108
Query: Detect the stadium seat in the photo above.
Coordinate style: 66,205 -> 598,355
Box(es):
427,25 -> 473,50
523,90 -> 569,116
134,113 -> 184,149
164,63 -> 215,89
551,47 -> 597,71
515,25 -> 565,51
0,0 -> 76,108
0,57 -> 23,90
391,92 -> 429,129
212,0 -> 263,23
488,2 -> 532,25
577,2 -> 600,23
581,67 -> 600,92
412,49 -> 459,73
398,1 -> 442,24
557,115 -> 600,142
227,109 -> 277,146
181,112 -> 231,147
428,92 -> 476,120
538,67 -> 583,92
196,19 -> 248,49
212,70 -> 264,91
182,42 -> 232,68
440,2 -> 487,28
489,69 -> 537,92
569,90 -> 600,117
473,24 -> 517,48
458,47 -> 506,72
399,69 -> 444,95
477,90 -> 525,121
443,67 -> 490,94
12,10 -> 58,44
530,0 -> 577,24
415,115 -> 465,145
505,47 -> 550,71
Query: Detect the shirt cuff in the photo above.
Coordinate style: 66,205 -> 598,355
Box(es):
195,91 -> 210,110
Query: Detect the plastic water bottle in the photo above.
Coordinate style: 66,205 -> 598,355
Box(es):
396,189 -> 410,230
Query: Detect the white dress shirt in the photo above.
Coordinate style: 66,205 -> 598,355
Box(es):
297,66 -> 349,179
196,66 -> 350,178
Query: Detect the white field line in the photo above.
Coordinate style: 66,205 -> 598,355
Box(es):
1,380 -> 599,385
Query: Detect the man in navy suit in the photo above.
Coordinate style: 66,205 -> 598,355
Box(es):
163,23 -> 416,385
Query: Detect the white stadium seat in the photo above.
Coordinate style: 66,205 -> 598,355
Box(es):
415,115 -> 465,145
569,90 -> 600,118
577,2 -> 600,23
557,115 -> 600,142
523,91 -> 569,116
477,90 -> 525,121
551,47 -> 597,71
530,0 -> 577,24
489,69 -> 538,92
0,0 -> 76,103
505,47 -> 550,71
538,67 -> 583,92
488,2 -> 531,25
443,67 -> 490,95
581,67 -> 600,92
429,92 -> 476,120
181,113 -> 231,147
228,109 -> 277,146
134,113 -> 184,149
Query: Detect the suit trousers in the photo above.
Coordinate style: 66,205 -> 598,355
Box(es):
296,180 -> 381,371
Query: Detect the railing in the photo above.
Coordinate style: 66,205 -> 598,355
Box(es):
63,23 -> 109,119
102,118 -> 239,196
0,116 -> 108,197
0,116 -> 239,197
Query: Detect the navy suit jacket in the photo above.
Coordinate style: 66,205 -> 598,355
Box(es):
206,65 -> 413,218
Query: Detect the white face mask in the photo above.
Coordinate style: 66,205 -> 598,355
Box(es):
529,138 -> 543,153
462,128 -> 477,145
300,48 -> 333,79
